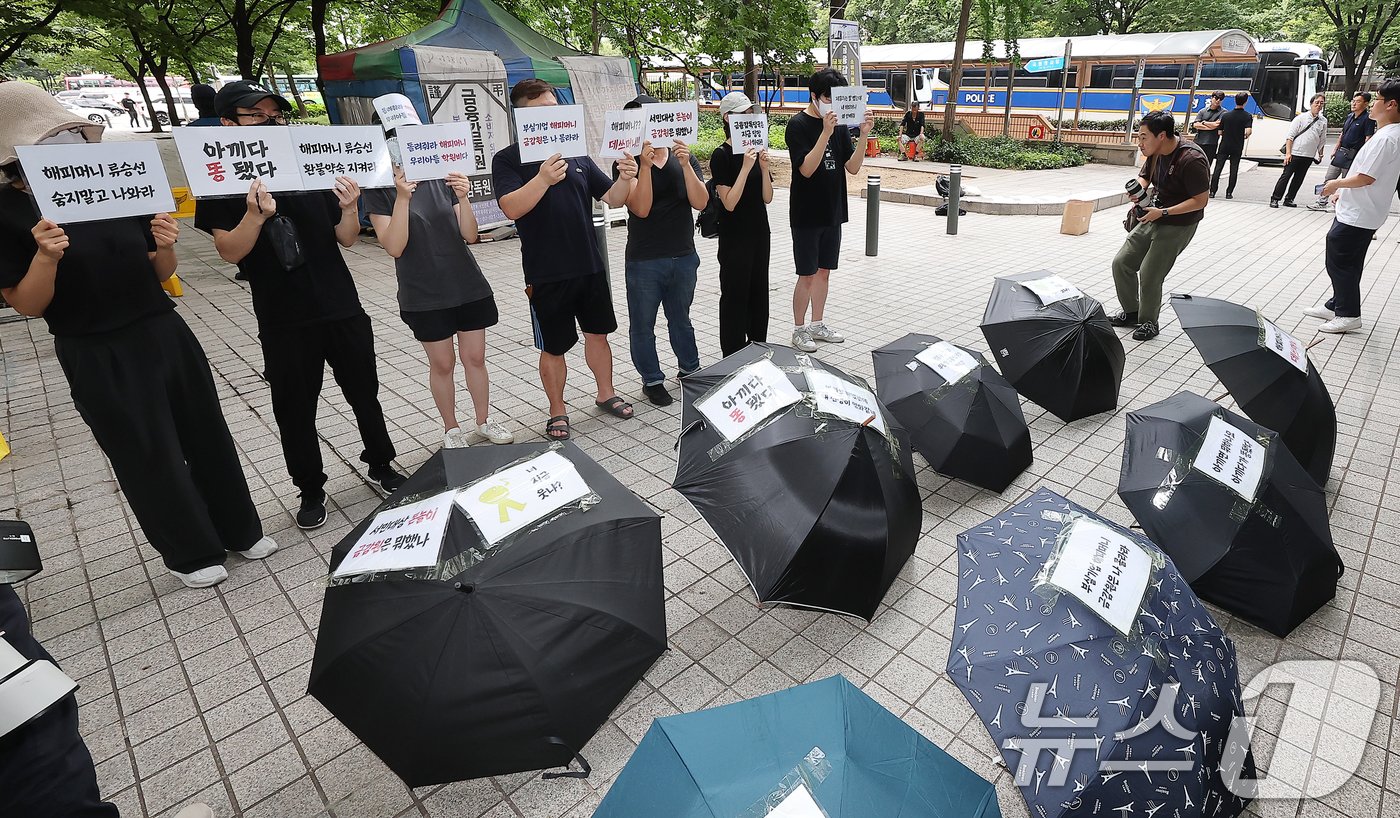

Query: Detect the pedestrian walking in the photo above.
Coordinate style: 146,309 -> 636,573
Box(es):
1271,93 -> 1328,207
1210,92 -> 1252,198
709,91 -> 774,357
1309,92 -> 1376,210
1191,90 -> 1225,166
120,93 -> 140,127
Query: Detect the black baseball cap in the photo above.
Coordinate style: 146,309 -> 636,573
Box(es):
214,81 -> 291,118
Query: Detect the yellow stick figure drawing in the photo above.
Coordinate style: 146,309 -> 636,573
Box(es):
478,483 -> 526,523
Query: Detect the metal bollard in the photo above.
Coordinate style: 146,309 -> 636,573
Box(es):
593,210 -> 610,276
947,163 -> 961,235
866,176 -> 880,257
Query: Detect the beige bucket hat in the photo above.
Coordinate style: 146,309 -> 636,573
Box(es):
0,81 -> 105,167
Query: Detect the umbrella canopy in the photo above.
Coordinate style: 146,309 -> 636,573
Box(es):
594,675 -> 1002,818
1119,391 -> 1342,636
948,487 -> 1254,818
979,271 -> 1124,422
1170,293 -> 1336,486
673,343 -> 921,621
872,332 -> 1032,493
308,443 -> 666,787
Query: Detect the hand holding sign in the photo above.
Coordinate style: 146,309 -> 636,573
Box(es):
32,219 -> 67,261
672,139 -> 692,167
539,154 -> 568,186
150,213 -> 179,249
445,172 -> 471,200
615,151 -> 638,181
393,166 -> 417,199
742,147 -> 758,168
245,179 -> 276,220
332,176 -> 360,210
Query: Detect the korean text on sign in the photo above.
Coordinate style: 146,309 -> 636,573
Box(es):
694,358 -> 804,443
914,341 -> 980,386
728,114 -> 769,151
642,101 -> 699,145
805,369 -> 889,437
599,110 -> 644,158
14,141 -> 176,225
333,490 -> 457,577
371,92 -> 423,130
513,104 -> 589,164
830,86 -> 867,129
1191,414 -> 1266,503
1020,274 -> 1083,305
172,126 -> 302,197
289,125 -> 393,190
396,122 -> 478,182
1045,517 -> 1153,635
1259,315 -> 1308,373
456,451 -> 592,545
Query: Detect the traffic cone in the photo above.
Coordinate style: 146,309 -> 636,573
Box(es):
0,431 -> 9,462
162,275 -> 184,297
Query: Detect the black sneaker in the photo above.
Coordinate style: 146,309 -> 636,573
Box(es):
1282,200 -> 1297,208
1109,311 -> 1139,328
1132,321 -> 1160,341
296,494 -> 327,530
1269,199 -> 1280,208
1225,194 -> 1234,199
367,464 -> 408,496
643,382 -> 673,406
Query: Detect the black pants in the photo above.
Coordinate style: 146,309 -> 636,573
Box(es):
55,311 -> 262,574
1272,157 -> 1316,203
260,312 -> 395,499
125,110 -> 138,127
1211,148 -> 1242,195
0,590 -> 118,818
1325,220 -> 1375,318
1199,143 -> 1218,165
717,230 -> 771,357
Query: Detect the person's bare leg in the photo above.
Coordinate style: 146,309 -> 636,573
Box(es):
793,276 -> 813,326
421,338 -> 458,432
809,269 -> 831,323
456,330 -> 490,426
583,332 -> 619,401
539,351 -> 567,418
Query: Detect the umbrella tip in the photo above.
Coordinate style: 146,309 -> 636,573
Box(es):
453,582 -> 475,594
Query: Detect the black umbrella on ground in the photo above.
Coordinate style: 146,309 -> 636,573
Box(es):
674,342 -> 921,621
308,443 -> 666,787
1170,293 -> 1336,486
871,333 -> 1031,493
1120,391 -> 1342,636
979,271 -> 1124,422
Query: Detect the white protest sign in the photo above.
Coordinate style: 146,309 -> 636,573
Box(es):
1191,415 -> 1266,503
513,104 -> 588,163
599,110 -> 644,158
172,126 -> 302,197
333,490 -> 456,577
830,86 -> 867,129
915,341 -> 981,387
805,369 -> 889,437
1046,517 -> 1153,636
1020,274 -> 1083,305
729,114 -> 769,151
372,93 -> 422,130
457,451 -> 591,545
642,101 -> 699,145
695,359 -> 803,443
1259,315 -> 1308,374
766,783 -> 826,818
397,122 -> 477,181
14,142 -> 175,224
288,126 -> 393,190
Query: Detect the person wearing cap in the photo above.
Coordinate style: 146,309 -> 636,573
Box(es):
0,81 -> 277,589
195,80 -> 407,530
785,68 -> 875,353
709,91 -> 773,357
491,78 -> 638,441
187,83 -> 221,127
614,93 -> 707,407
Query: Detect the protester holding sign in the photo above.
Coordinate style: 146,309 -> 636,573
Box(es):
709,92 -> 774,357
785,69 -> 875,353
0,81 -> 277,590
195,81 -> 407,530
364,164 -> 514,449
492,79 -> 638,441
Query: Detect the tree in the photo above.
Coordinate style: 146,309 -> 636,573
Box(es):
0,1 -> 64,67
201,0 -> 298,80
1315,0 -> 1400,95
942,0 -> 973,137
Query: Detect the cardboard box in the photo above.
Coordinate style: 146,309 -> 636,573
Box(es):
1061,199 -> 1093,235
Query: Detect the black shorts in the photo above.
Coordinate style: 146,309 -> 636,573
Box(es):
792,225 -> 842,276
529,273 -> 617,356
400,296 -> 500,342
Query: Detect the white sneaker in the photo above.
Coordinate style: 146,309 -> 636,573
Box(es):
170,565 -> 228,589
807,321 -> 845,343
236,536 -> 278,560
1302,305 -> 1335,320
477,418 -> 514,444
174,804 -> 214,818
791,327 -> 817,352
1318,316 -> 1363,334
442,427 -> 467,449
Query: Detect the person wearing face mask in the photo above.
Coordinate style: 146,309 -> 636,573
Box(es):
0,81 -> 277,589
194,81 -> 407,531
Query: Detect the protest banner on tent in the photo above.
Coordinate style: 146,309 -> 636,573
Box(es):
14,141 -> 175,224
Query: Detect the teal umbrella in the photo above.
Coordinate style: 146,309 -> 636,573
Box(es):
594,675 -> 1001,817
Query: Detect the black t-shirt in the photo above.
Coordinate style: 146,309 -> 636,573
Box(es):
491,143 -> 612,285
194,191 -> 364,329
1340,112 -> 1377,150
708,142 -> 769,235
1218,108 -> 1252,151
613,150 -> 704,262
362,181 -> 492,312
901,111 -> 925,138
1193,106 -> 1223,146
1144,141 -> 1210,226
0,186 -> 171,337
785,112 -> 854,229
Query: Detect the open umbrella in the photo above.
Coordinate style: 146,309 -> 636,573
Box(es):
872,333 -> 1032,493
979,271 -> 1124,422
673,343 -> 921,621
948,487 -> 1254,818
594,675 -> 1002,818
1170,293 -> 1336,486
1119,391 -> 1342,636
308,443 -> 666,787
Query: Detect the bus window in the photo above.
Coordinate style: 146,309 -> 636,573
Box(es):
1255,67 -> 1299,119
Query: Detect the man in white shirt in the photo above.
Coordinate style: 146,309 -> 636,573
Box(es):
1270,93 -> 1328,208
1306,80 -> 1400,333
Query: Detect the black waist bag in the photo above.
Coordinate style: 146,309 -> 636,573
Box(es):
264,213 -> 305,272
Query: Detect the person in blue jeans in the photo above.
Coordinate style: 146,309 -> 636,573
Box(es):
615,94 -> 709,406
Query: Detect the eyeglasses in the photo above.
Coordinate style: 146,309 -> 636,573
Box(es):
233,112 -> 289,125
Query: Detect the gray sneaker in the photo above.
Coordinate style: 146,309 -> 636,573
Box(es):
807,321 -> 845,343
791,327 -> 817,352
1306,200 -> 1331,211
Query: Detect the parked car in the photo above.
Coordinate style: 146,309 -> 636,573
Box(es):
72,94 -> 127,116
142,89 -> 201,126
58,99 -> 112,127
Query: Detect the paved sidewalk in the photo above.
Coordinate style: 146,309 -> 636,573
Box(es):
2,188 -> 1398,818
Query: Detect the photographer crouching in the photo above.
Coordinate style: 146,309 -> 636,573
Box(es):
1110,111 -> 1210,341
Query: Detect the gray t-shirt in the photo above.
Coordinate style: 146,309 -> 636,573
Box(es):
1193,106 -> 1224,146
363,180 -> 492,312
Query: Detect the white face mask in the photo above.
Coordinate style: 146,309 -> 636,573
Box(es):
38,128 -> 88,145
815,99 -> 832,116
